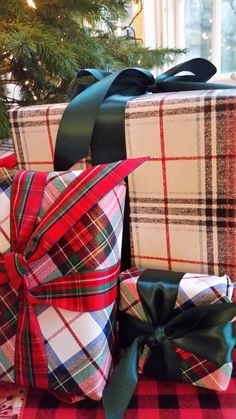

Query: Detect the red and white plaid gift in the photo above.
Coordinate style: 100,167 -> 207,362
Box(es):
0,158 -> 146,403
119,267 -> 236,391
102,267 -> 236,418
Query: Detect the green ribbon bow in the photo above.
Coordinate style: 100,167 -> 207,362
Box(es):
54,58 -> 236,271
102,269 -> 236,419
54,57 -> 236,171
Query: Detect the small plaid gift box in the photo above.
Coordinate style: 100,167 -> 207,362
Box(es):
0,158 -> 146,403
103,267 -> 236,419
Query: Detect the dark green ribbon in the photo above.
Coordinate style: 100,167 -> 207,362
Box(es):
69,68 -> 112,99
54,57 -> 236,171
102,269 -> 236,419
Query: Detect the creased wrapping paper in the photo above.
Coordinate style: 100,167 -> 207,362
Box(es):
119,267 -> 235,391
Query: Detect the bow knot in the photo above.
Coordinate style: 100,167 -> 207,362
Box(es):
146,326 -> 166,348
3,251 -> 28,291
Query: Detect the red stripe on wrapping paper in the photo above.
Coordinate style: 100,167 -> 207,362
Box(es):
159,99 -> 171,270
18,161 -> 53,165
0,226 -> 10,243
225,98 -> 230,276
45,106 -> 55,161
150,154 -> 236,161
133,254 -> 236,268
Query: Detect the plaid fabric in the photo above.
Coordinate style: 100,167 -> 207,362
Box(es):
1,358 -> 235,419
0,139 -> 16,168
119,267 -> 236,392
0,159 -> 145,403
9,89 -> 236,278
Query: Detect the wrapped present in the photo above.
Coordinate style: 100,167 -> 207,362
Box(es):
102,267 -> 236,419
9,59 -> 236,277
0,158 -> 146,403
0,139 -> 16,168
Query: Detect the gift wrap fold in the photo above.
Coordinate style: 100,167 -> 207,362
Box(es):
102,267 -> 236,419
0,158 -> 146,403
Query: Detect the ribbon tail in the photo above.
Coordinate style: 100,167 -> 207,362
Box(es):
102,336 -> 143,419
15,293 -> 48,389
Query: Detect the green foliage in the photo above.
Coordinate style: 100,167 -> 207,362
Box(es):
0,0 -> 184,140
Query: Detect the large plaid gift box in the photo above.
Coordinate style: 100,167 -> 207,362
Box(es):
0,158 -> 145,403
9,88 -> 236,277
0,139 -> 16,168
102,267 -> 236,418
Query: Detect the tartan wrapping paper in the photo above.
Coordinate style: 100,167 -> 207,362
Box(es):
9,89 -> 236,277
125,90 -> 236,276
0,160 -> 136,403
119,267 -> 236,392
0,139 -> 16,168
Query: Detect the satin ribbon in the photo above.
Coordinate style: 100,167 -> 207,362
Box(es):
0,158 -> 146,390
102,269 -> 236,419
54,57 -> 236,171
69,68 -> 112,99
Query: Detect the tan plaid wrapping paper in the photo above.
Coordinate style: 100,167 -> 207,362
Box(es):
9,89 -> 236,276
8,104 -> 91,171
126,90 -> 236,277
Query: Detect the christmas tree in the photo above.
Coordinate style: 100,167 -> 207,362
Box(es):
0,0 -> 184,140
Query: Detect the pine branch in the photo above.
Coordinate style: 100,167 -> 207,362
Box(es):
0,0 -> 185,140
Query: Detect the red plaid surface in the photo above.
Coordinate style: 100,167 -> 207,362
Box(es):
0,357 -> 235,419
0,139 -> 16,168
